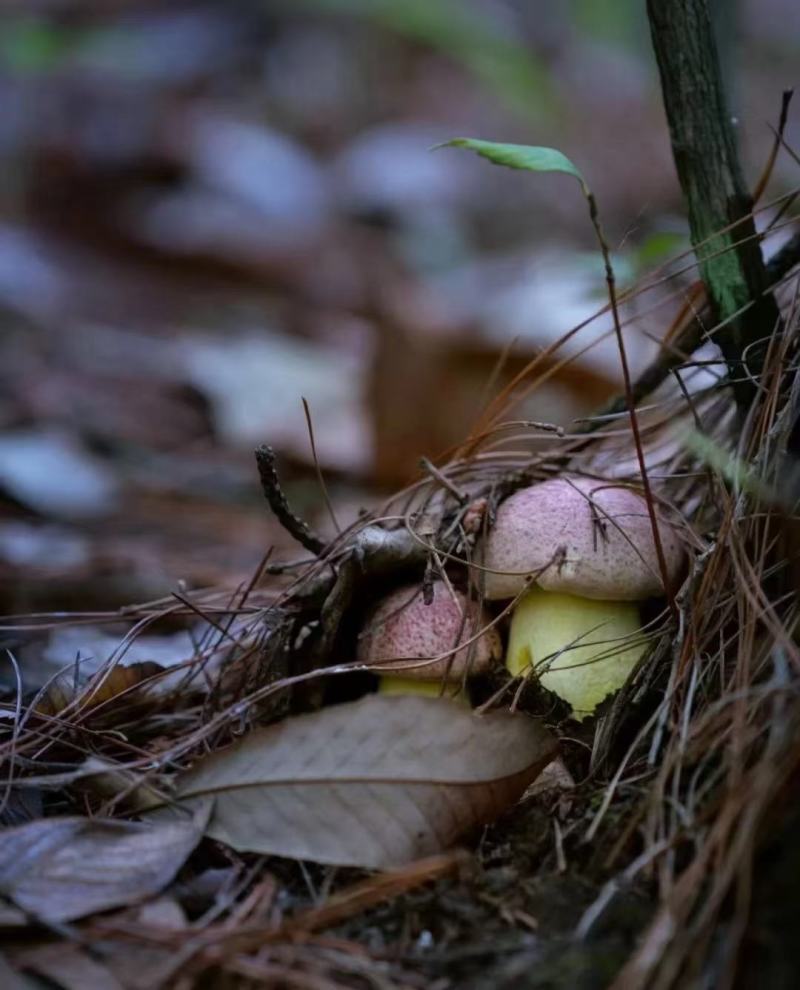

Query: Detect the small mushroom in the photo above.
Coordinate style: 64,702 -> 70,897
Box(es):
482,476 -> 685,719
357,580 -> 501,699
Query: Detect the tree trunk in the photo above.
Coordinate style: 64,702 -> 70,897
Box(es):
647,0 -> 780,411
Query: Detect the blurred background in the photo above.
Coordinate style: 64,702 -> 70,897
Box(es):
0,0 -> 797,615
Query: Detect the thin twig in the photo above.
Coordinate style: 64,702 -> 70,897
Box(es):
302,397 -> 341,535
586,190 -> 678,616
752,88 -> 794,205
419,456 -> 468,504
585,229 -> 800,435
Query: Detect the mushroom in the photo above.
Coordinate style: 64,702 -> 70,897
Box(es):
482,476 -> 685,719
357,580 -> 501,699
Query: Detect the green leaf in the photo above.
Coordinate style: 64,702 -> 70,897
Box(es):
439,139 -> 589,196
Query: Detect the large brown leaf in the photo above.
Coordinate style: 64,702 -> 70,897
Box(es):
176,695 -> 557,868
0,807 -> 207,925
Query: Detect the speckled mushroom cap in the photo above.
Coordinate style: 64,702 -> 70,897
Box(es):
482,476 -> 684,601
357,581 -> 501,680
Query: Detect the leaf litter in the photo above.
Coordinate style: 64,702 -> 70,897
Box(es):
0,804 -> 209,925
4,244 -> 800,985
170,694 -> 557,868
0,150 -> 799,990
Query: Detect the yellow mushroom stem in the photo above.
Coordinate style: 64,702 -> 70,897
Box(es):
506,587 -> 648,720
378,676 -> 469,703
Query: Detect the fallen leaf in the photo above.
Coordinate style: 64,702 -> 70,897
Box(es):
167,111 -> 332,251
179,331 -> 370,473
0,430 -> 119,519
175,695 -> 557,868
16,626 -> 219,714
522,757 -> 576,816
34,661 -> 165,718
335,123 -> 477,214
0,521 -> 89,570
34,626 -> 197,694
0,808 -> 208,925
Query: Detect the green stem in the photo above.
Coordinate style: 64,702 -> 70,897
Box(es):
647,0 -> 781,411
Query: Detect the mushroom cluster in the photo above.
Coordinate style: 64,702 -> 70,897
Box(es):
357,580 -> 501,700
482,476 -> 685,719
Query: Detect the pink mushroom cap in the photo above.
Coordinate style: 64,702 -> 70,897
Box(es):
482,476 -> 685,601
357,581 -> 501,680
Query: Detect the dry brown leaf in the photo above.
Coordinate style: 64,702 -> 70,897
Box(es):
0,807 -> 207,925
35,661 -> 165,718
175,695 -> 557,868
